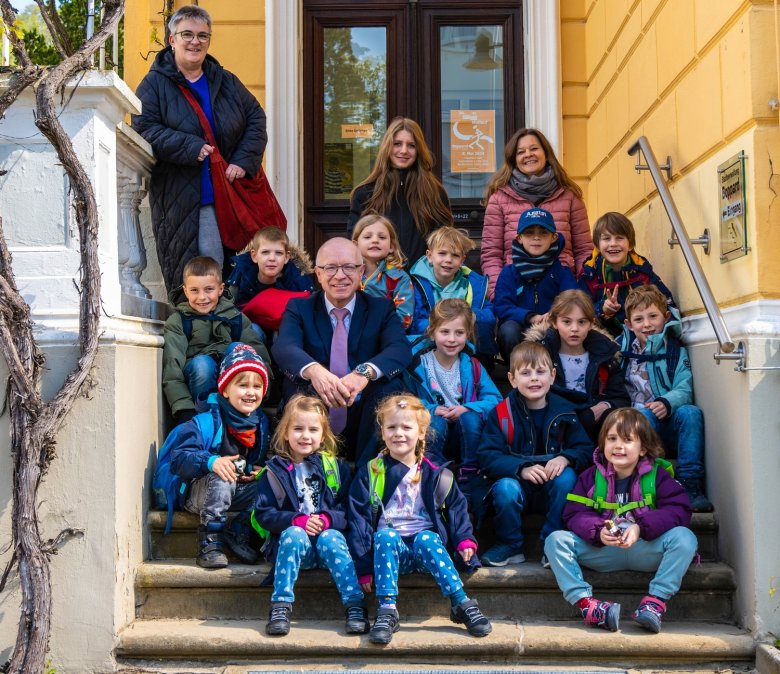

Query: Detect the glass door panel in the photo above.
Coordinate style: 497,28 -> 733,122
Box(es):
322,27 -> 387,201
439,25 -> 504,200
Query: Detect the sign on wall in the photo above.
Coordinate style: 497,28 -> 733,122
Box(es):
450,110 -> 496,173
718,152 -> 748,263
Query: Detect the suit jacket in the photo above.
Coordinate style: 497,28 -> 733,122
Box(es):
272,290 -> 412,383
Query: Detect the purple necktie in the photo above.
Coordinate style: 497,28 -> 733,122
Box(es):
329,307 -> 350,433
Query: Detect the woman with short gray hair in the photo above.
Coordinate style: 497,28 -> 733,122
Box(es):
132,4 -> 267,291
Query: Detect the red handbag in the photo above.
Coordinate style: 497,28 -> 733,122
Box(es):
178,85 -> 287,251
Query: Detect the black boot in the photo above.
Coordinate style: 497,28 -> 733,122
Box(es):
344,600 -> 370,634
196,520 -> 228,569
224,513 -> 259,564
266,601 -> 292,636
679,478 -> 713,512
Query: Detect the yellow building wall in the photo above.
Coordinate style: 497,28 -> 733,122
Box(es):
561,0 -> 780,312
123,0 -> 266,106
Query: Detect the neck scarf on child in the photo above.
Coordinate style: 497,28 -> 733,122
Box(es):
218,395 -> 259,448
509,165 -> 558,204
511,236 -> 560,282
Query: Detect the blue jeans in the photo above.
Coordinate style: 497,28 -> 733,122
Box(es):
428,411 -> 483,468
185,472 -> 258,525
489,468 -> 577,548
497,320 -> 524,364
373,528 -> 463,601
638,404 -> 704,480
183,354 -> 218,409
198,204 -> 223,267
544,527 -> 698,604
272,527 -> 363,605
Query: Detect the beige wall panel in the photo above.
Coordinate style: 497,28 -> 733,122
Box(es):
752,126 -> 780,295
694,0 -> 743,51
617,135 -> 649,213
748,7 -> 778,121
561,21 -> 587,82
614,6 -> 642,67
585,0 -> 606,79
563,117 -> 588,177
641,0 -> 664,29
627,26 -> 658,127
587,98 -> 608,174
561,0 -> 587,20
595,151 -> 621,217
605,68 -> 630,152
604,0 -> 631,52
197,0 -> 264,22
675,48 -> 722,171
719,16 -> 752,138
588,48 -> 616,111
655,0 -> 695,95
562,83 -> 588,115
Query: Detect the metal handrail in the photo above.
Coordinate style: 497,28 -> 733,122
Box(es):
627,136 -> 741,365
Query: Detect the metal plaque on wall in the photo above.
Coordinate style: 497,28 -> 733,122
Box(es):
718,151 -> 748,263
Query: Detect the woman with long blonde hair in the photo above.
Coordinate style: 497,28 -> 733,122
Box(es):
347,117 -> 453,267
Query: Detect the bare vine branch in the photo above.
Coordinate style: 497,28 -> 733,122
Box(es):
33,0 -> 73,59
0,1 -> 41,118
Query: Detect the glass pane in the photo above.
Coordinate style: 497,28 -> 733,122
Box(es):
323,27 -> 387,201
439,25 -> 504,199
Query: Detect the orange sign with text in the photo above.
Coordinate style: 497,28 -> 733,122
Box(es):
450,110 -> 496,173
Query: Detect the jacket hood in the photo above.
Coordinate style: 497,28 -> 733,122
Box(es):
410,256 -> 471,291
619,304 -> 683,349
524,319 -> 615,347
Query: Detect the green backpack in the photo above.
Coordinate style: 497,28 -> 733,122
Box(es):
566,457 -> 674,516
250,453 -> 341,539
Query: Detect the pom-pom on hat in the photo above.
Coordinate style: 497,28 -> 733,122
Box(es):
217,343 -> 269,397
517,208 -> 556,235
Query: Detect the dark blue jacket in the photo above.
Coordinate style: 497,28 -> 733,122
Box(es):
253,454 -> 352,565
272,290 -> 412,385
226,251 -> 313,306
477,390 -> 594,480
494,238 -> 577,326
169,403 -> 269,481
346,455 -> 478,578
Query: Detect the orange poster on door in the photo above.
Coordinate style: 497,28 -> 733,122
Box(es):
450,110 -> 496,173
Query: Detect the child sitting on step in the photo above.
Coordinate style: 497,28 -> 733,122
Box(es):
347,395 -> 492,645
253,395 -> 369,637
169,343 -> 270,569
544,408 -> 696,633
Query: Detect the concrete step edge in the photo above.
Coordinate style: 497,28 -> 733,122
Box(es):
116,618 -> 754,662
135,559 -> 737,591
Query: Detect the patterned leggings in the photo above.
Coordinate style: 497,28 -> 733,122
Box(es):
373,528 -> 463,600
272,526 -> 363,605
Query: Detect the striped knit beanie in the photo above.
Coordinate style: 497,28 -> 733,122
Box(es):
217,343 -> 269,397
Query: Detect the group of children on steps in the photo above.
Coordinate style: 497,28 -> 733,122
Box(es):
156,204 -> 710,643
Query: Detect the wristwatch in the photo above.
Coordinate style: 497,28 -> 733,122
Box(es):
354,363 -> 376,381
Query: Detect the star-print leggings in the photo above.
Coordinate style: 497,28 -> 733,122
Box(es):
272,526 -> 364,605
374,528 -> 463,600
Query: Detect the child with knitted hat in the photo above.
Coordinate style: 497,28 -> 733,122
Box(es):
169,342 -> 271,568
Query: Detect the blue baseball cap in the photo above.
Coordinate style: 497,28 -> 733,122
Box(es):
517,208 -> 556,235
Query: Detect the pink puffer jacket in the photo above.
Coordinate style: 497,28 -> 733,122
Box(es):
480,184 -> 592,297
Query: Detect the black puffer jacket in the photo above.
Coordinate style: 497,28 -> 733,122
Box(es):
132,47 -> 267,290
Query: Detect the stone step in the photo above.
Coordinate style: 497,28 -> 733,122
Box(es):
135,559 -> 735,622
116,618 -> 754,666
147,510 -> 720,562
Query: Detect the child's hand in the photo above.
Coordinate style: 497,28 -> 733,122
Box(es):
520,464 -> 548,484
602,287 -> 621,318
618,523 -> 640,548
441,405 -> 469,420
211,455 -> 240,482
599,525 -> 623,547
543,456 -> 570,480
360,580 -> 373,593
459,548 -> 474,563
645,400 -> 668,420
530,313 -> 546,325
590,401 -> 610,422
304,514 -> 324,536
434,406 -> 449,417
239,468 -> 261,483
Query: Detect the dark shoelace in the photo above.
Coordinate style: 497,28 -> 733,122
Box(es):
463,604 -> 487,623
346,605 -> 366,620
269,606 -> 289,621
373,612 -> 396,629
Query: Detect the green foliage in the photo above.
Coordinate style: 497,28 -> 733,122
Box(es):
22,27 -> 59,65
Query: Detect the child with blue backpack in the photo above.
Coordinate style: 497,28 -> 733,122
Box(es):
252,394 -> 367,637
410,227 -> 498,366
163,256 -> 270,425
544,408 -> 696,633
166,343 -> 270,568
347,395 -> 492,645
404,299 -> 502,489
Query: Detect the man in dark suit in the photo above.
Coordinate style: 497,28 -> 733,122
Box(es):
273,237 -> 412,463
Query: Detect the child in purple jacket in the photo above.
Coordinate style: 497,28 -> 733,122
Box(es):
544,408 -> 696,634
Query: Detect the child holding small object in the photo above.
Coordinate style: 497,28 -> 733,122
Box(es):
544,408 -> 696,633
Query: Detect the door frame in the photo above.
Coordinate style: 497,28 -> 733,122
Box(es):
264,0 -> 561,245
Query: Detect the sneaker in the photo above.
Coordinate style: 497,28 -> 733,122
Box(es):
266,601 -> 292,636
196,522 -> 228,569
632,595 -> 666,633
223,519 -> 259,564
481,543 -> 525,567
580,597 -> 620,631
540,553 -> 551,569
344,601 -> 370,634
679,478 -> 713,512
368,607 -> 400,645
450,598 -> 492,637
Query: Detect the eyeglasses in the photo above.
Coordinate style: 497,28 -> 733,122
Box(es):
316,263 -> 361,277
174,30 -> 212,43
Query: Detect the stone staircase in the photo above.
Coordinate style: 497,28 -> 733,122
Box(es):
115,509 -> 756,671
